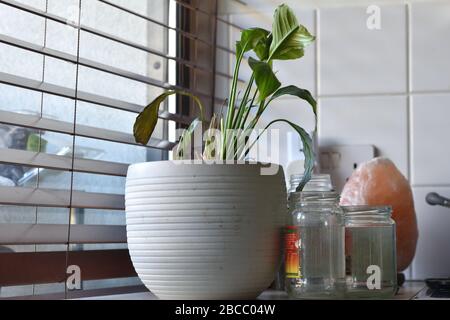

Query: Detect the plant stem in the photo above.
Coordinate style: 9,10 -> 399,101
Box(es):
222,75 -> 256,160
232,75 -> 255,129
222,52 -> 245,160
234,98 -> 266,160
240,89 -> 258,130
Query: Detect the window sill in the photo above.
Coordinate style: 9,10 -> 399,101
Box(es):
75,282 -> 426,300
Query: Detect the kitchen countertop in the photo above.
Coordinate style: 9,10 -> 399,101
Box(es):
78,281 -> 427,300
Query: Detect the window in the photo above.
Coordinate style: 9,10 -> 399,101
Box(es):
0,0 -> 217,299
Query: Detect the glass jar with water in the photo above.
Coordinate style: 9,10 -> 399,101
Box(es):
286,191 -> 345,299
343,206 -> 397,299
273,174 -> 334,291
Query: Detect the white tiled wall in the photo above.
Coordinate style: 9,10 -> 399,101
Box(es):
411,94 -> 450,186
319,95 -> 409,177
220,1 -> 450,280
319,5 -> 407,96
411,2 -> 450,92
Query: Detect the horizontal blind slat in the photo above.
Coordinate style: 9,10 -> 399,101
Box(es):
0,147 -> 130,176
0,72 -> 195,124
2,285 -> 148,300
0,0 -> 218,76
0,33 -> 217,100
0,33 -> 233,86
0,249 -> 136,286
0,110 -> 176,150
99,0 -> 214,48
0,186 -> 124,210
0,224 -> 127,245
0,2 -> 232,103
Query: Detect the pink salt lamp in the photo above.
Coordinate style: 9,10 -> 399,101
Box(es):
340,157 -> 418,271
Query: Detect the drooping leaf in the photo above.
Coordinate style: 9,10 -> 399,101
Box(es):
134,90 -> 204,145
236,28 -> 270,58
134,91 -> 175,145
246,119 -> 314,191
269,4 -> 315,61
270,85 -> 317,120
281,121 -> 315,192
248,57 -> 281,102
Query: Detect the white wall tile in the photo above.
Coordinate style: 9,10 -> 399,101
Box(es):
230,10 -> 272,30
411,3 -> 450,92
411,94 -> 450,186
412,186 -> 450,280
319,5 -> 407,95
318,95 -> 409,177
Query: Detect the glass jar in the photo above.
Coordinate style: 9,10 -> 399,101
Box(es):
272,175 -> 335,291
286,192 -> 345,299
288,174 -> 334,194
343,206 -> 397,299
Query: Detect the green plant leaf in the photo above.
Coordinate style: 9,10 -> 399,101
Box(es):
226,29 -> 267,148
134,91 -> 175,145
269,4 -> 315,61
246,119 -> 314,191
236,28 -> 270,58
254,34 -> 273,61
270,85 -> 317,120
248,57 -> 281,102
134,90 -> 204,145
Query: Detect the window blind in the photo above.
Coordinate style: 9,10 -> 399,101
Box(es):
214,0 -> 251,112
0,0 -> 217,299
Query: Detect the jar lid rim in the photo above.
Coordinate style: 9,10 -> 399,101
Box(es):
342,205 -> 392,215
290,174 -> 332,182
290,173 -> 331,179
290,191 -> 340,202
291,191 -> 340,196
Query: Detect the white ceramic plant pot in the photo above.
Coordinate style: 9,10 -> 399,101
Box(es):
125,161 -> 287,300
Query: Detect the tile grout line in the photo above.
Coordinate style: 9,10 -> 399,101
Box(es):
318,90 -> 450,99
406,2 -> 414,281
314,8 -> 321,173
273,90 -> 450,102
406,3 -> 412,184
412,184 -> 450,188
315,8 -> 320,101
315,8 -> 321,140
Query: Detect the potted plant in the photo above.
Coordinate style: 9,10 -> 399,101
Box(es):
125,4 -> 317,300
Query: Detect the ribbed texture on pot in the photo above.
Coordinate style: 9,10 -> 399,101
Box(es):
125,161 -> 287,300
